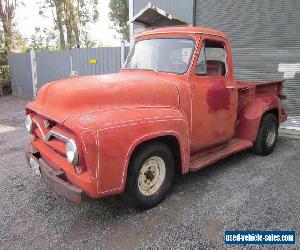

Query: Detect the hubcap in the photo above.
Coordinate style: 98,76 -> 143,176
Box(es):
138,156 -> 166,196
266,122 -> 277,147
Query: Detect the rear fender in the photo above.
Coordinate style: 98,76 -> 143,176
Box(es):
236,94 -> 281,142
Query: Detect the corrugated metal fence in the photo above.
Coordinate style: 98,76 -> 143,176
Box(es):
8,52 -> 34,99
8,46 -> 128,99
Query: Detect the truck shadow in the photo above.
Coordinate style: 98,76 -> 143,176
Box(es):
86,148 -> 255,214
83,136 -> 288,214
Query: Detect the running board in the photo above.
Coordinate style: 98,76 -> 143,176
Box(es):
189,139 -> 253,172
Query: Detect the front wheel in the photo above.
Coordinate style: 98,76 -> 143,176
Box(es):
253,113 -> 278,155
122,142 -> 174,209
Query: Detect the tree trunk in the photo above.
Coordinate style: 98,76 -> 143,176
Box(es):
64,0 -> 81,49
0,0 -> 3,17
63,0 -> 74,49
0,0 -> 16,64
70,4 -> 80,48
53,0 -> 66,49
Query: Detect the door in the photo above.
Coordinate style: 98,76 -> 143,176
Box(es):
190,36 -> 238,154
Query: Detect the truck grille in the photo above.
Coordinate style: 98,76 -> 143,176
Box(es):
31,114 -> 70,157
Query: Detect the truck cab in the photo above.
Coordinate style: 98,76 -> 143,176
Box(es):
24,27 -> 287,209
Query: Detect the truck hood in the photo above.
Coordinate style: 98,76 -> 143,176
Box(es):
27,71 -> 179,123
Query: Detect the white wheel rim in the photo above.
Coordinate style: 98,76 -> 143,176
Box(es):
266,122 -> 276,147
138,156 -> 166,196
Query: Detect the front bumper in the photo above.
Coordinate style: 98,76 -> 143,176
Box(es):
24,142 -> 84,204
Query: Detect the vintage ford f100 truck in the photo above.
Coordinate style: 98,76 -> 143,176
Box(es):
24,27 -> 287,209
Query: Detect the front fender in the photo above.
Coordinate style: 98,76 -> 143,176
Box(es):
236,94 -> 281,142
64,107 -> 190,198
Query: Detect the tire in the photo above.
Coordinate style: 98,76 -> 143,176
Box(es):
122,142 -> 174,210
253,113 -> 278,155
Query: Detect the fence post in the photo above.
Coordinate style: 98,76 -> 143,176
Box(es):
30,50 -> 38,98
69,49 -> 78,77
121,40 -> 125,67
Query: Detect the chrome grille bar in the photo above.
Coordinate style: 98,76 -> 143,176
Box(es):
45,131 -> 69,142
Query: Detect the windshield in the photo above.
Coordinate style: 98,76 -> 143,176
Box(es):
124,38 -> 195,74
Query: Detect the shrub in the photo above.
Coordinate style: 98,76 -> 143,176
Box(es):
0,65 -> 10,83
0,65 -> 11,95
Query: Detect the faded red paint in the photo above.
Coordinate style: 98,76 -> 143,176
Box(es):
207,80 -> 230,112
24,26 -> 287,203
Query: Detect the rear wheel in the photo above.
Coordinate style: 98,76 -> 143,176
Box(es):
253,113 -> 278,155
122,142 -> 174,210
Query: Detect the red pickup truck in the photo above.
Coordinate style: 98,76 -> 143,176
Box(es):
24,27 -> 287,209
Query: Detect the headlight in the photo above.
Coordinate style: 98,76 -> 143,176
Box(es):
24,115 -> 33,134
66,139 -> 79,165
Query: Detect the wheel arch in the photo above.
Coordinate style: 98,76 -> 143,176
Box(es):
236,94 -> 280,142
117,122 -> 190,193
128,134 -> 184,176
122,131 -> 189,193
265,108 -> 279,127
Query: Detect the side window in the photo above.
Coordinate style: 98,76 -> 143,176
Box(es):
196,40 -> 227,76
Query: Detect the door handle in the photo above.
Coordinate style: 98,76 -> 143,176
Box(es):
226,86 -> 236,91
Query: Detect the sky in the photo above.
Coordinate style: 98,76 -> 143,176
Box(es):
15,0 -> 121,47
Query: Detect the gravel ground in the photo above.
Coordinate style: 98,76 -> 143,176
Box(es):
0,95 -> 299,249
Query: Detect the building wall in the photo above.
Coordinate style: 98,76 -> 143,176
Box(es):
194,0 -> 300,115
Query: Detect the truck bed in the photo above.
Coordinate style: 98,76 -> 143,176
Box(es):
237,80 -> 284,96
236,80 -> 285,112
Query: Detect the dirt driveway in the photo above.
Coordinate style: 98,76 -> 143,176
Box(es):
0,96 -> 299,249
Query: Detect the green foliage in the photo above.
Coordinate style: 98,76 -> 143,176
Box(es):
109,0 -> 129,42
0,64 -> 10,95
0,0 -> 15,64
39,0 -> 100,49
0,27 -> 3,48
28,27 -> 59,51
0,64 -> 9,82
12,31 -> 27,51
83,37 -> 103,48
0,0 -> 23,93
76,0 -> 99,25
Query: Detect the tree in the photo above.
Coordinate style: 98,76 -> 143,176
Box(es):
53,0 -> 65,49
12,31 -> 26,51
0,26 -> 4,50
109,0 -> 129,42
83,38 -> 102,48
29,27 -> 59,51
0,0 -> 24,94
39,0 -> 99,49
0,0 -> 17,64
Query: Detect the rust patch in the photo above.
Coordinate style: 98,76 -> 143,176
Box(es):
207,81 -> 230,112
